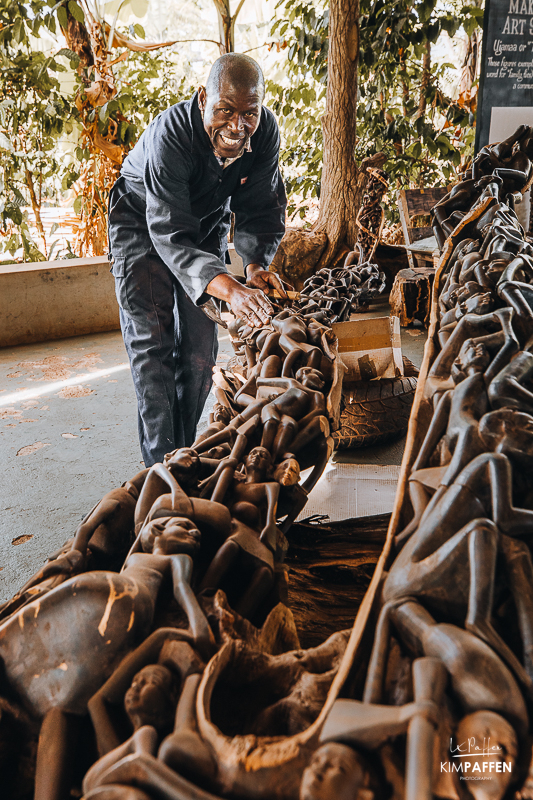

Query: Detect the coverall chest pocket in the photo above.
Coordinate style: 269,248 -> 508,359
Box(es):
110,256 -> 134,316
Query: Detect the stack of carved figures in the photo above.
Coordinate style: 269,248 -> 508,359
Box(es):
6,126 -> 533,800
0,304 -> 347,800
291,167 -> 388,324
292,256 -> 386,324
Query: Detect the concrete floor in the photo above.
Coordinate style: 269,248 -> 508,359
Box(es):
0,308 -> 426,603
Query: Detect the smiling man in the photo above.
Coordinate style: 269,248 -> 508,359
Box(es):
107,54 -> 287,466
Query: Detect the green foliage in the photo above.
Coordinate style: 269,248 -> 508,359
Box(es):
101,50 -> 195,149
267,1 -> 328,218
0,0 -> 193,261
268,0 -> 483,221
0,0 -> 76,260
0,0 -> 485,257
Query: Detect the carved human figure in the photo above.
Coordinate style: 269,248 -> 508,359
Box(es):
88,629 -> 204,757
0,516 -> 212,800
0,470 -> 149,622
473,124 -> 533,195
432,175 -> 500,248
363,601 -> 528,741
229,446 -> 282,549
386,429 -> 533,690
132,457 -> 232,546
438,290 -> 494,346
427,308 -> 519,397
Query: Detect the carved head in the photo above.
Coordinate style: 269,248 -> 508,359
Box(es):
300,743 -> 372,800
451,340 -> 490,383
124,664 -> 177,733
245,446 -> 272,475
480,408 -> 533,464
460,292 -> 494,317
273,457 -> 300,487
453,711 -> 517,800
164,447 -> 200,486
212,404 -> 232,425
141,516 -> 201,557
295,367 -> 325,391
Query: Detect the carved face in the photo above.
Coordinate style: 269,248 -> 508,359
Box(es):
461,292 -> 493,316
457,340 -> 491,374
246,446 -> 272,473
300,743 -> 368,800
124,664 -> 175,731
141,516 -> 201,556
453,711 -> 517,800
198,76 -> 261,160
213,405 -> 232,425
274,458 -> 300,487
480,408 -> 533,463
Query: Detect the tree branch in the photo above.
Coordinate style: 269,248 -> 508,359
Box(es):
232,0 -> 247,22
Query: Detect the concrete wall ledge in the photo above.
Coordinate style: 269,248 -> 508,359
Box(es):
0,255 -> 119,348
0,246 -> 245,348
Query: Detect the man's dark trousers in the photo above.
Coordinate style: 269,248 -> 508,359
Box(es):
108,176 -> 218,467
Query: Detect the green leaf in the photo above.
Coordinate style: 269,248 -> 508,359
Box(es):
68,1 -> 84,23
73,195 -> 82,214
133,23 -> 145,39
56,47 -> 80,66
13,18 -> 24,43
56,4 -> 68,28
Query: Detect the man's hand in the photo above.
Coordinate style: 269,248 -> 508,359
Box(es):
206,272 -> 273,328
246,263 -> 292,298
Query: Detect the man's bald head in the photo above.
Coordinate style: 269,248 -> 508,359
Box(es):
205,53 -> 265,100
198,54 -> 264,160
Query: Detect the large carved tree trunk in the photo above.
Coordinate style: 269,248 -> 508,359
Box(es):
314,0 -> 360,266
272,0 -> 386,287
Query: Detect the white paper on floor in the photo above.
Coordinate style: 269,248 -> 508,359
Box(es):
297,462 -> 401,522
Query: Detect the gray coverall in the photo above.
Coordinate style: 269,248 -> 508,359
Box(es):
107,91 -> 286,466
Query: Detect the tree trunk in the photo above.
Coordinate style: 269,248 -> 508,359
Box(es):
25,168 -> 47,257
272,0 -> 386,287
417,40 -> 431,119
313,0 -> 360,267
458,0 -> 482,104
211,0 -> 240,53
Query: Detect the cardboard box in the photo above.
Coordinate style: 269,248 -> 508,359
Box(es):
332,315 -> 403,381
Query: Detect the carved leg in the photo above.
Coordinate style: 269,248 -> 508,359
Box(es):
260,354 -> 282,378
260,418 -> 279,454
500,535 -> 533,679
363,601 -> 395,704
35,708 -> 79,800
272,415 -> 298,461
199,540 -> 240,595
235,564 -> 274,619
281,347 -> 305,378
83,786 -> 153,799
405,658 -> 447,800
394,481 -> 433,552
306,348 -> 323,370
170,555 -> 214,659
158,673 -> 217,786
290,415 -> 329,455
301,435 -> 330,494
464,519 -> 533,692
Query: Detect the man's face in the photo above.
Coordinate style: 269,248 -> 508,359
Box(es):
198,78 -> 262,159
